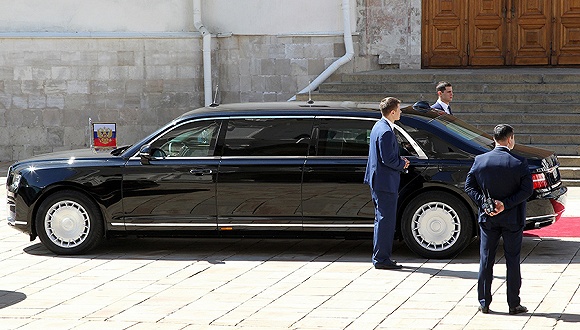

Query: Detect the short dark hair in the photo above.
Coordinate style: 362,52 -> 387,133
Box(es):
493,124 -> 514,142
436,81 -> 452,93
379,97 -> 401,116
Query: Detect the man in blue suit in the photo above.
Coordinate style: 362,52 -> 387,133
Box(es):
431,81 -> 453,115
364,97 -> 409,270
465,124 -> 533,315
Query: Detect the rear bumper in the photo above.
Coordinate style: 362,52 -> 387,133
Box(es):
525,186 -> 567,230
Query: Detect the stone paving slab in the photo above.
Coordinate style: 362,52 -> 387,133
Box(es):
0,178 -> 578,329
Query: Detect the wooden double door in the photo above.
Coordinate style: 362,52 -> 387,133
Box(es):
422,0 -> 580,67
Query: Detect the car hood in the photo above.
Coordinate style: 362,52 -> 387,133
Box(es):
9,148 -> 121,172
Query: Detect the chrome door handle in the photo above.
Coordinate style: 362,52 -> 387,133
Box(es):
190,168 -> 213,176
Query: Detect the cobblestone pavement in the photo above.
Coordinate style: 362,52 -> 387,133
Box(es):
0,176 -> 578,329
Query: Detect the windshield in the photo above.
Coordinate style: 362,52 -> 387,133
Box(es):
399,107 -> 495,157
434,116 -> 495,150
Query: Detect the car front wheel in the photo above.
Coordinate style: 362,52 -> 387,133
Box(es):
36,190 -> 104,255
401,191 -> 474,259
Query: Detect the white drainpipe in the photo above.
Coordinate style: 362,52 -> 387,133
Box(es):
288,0 -> 354,101
193,0 -> 213,106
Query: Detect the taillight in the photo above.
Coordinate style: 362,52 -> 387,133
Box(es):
532,173 -> 548,190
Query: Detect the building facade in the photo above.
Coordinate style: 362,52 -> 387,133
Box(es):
0,0 -> 420,160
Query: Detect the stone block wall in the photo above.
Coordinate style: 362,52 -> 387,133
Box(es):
0,34 -> 379,161
0,37 -> 205,161
361,0 -> 422,69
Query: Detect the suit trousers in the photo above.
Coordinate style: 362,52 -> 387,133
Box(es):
371,189 -> 398,265
478,221 -> 523,309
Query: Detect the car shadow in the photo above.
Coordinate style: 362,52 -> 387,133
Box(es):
23,235 -> 578,263
0,290 -> 27,309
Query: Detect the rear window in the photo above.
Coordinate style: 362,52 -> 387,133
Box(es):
316,118 -> 375,156
222,118 -> 313,156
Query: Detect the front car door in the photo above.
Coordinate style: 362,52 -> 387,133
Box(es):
120,119 -> 221,231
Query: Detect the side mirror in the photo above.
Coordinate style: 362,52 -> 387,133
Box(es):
139,145 -> 167,165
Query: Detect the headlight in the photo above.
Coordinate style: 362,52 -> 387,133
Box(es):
10,173 -> 21,192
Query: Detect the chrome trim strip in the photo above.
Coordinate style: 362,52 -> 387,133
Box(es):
303,224 -> 373,228
219,224 -> 303,227
315,116 -> 378,121
8,220 -> 28,226
526,214 -> 557,221
111,222 -> 373,228
393,124 -> 429,159
118,223 -> 217,227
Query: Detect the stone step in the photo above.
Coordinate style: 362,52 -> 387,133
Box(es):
474,124 -> 580,135
308,91 -> 580,104
557,157 -> 580,186
321,82 -> 580,95
452,103 -> 580,114
341,68 -> 580,84
558,156 -> 580,167
561,179 -> 580,187
300,68 -> 580,159
459,113 -> 580,125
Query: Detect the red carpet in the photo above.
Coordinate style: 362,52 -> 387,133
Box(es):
524,217 -> 580,238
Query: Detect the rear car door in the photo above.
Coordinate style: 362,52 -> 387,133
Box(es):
302,117 -> 429,233
302,117 -> 376,232
121,119 -> 221,231
215,116 -> 314,231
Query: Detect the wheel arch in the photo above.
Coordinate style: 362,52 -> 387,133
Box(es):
397,184 -> 478,238
30,183 -> 107,239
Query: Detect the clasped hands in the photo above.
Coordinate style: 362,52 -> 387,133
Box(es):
486,200 -> 505,217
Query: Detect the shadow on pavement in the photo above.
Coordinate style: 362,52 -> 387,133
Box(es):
531,312 -> 580,323
0,290 -> 27,309
21,235 -> 578,262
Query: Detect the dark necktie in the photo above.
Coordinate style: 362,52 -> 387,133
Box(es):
447,106 -> 452,115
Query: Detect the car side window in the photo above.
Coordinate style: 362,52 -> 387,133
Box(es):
316,118 -> 374,156
223,118 -> 313,156
150,120 -> 220,157
398,122 -> 471,159
393,128 -> 420,158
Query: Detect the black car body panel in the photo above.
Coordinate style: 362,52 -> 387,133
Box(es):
6,101 -> 567,258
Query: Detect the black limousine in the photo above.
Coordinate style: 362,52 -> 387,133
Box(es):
6,101 -> 567,258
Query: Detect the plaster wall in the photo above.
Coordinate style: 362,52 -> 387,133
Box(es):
0,0 -> 354,34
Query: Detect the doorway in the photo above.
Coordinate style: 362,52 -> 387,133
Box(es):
422,0 -> 580,67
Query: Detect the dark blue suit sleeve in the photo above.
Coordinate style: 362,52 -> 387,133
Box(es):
378,129 -> 405,171
465,165 -> 484,207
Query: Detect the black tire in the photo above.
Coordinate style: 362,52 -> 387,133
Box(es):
401,191 -> 474,259
36,190 -> 104,255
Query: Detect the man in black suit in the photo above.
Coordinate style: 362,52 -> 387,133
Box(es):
465,124 -> 533,315
431,81 -> 453,115
364,97 -> 409,270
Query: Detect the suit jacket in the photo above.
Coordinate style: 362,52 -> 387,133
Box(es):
465,146 -> 533,226
431,101 -> 451,114
364,118 -> 406,193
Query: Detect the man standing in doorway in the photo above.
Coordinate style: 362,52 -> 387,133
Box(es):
431,81 -> 453,115
465,124 -> 533,315
364,97 -> 409,270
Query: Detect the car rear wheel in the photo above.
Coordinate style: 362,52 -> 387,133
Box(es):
401,191 -> 474,259
36,190 -> 104,255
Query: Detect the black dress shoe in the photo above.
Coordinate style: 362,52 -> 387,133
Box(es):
374,262 -> 403,270
478,305 -> 490,314
509,305 -> 528,315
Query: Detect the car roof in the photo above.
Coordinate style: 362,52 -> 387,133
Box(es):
176,101 -> 389,120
